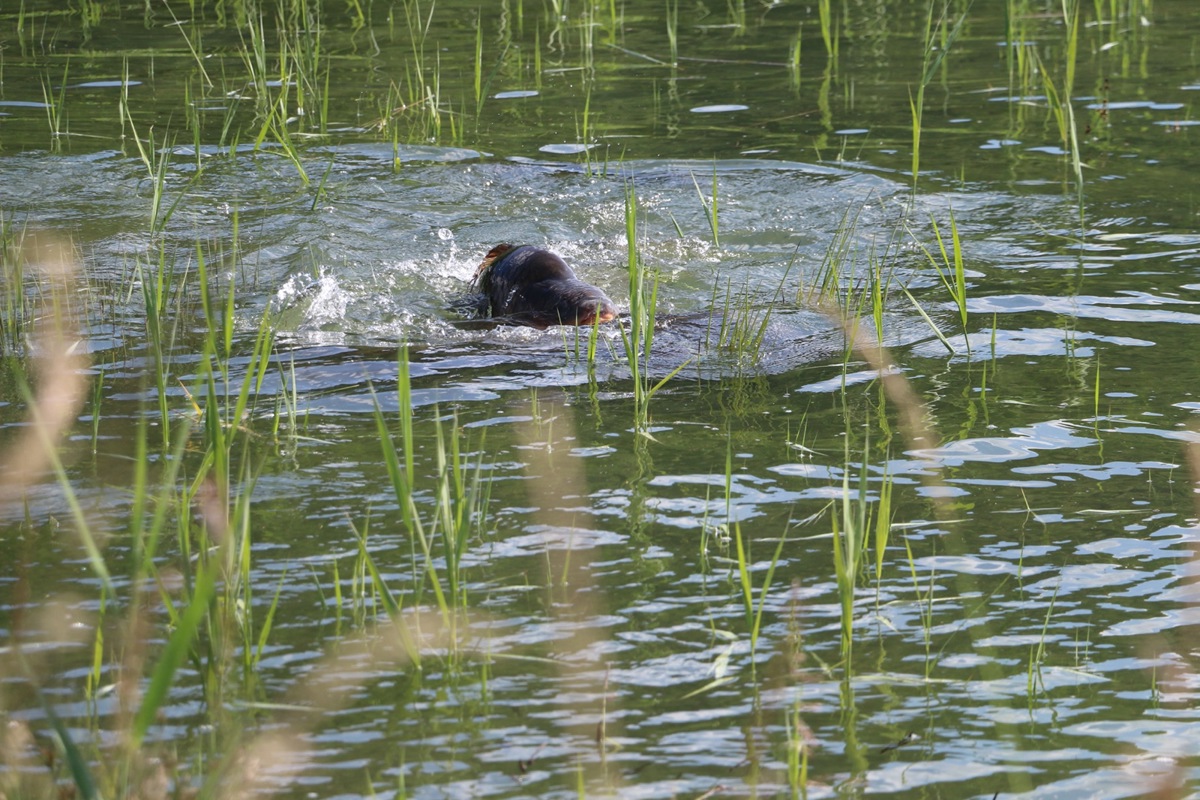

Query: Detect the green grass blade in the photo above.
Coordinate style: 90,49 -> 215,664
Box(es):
131,560 -> 217,747
901,284 -> 954,354
30,678 -> 99,800
16,377 -> 115,595
255,570 -> 288,663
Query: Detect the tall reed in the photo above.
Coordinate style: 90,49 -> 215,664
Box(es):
910,1 -> 971,188
1037,0 -> 1085,201
618,181 -> 689,435
372,346 -> 492,656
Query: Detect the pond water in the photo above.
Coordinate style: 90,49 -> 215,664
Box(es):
3,0 -> 1200,798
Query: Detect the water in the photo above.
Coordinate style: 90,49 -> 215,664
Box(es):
3,1 -> 1200,797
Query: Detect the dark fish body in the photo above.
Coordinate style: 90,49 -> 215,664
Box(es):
471,244 -> 618,330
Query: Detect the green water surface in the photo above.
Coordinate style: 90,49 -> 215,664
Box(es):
2,1 -> 1200,798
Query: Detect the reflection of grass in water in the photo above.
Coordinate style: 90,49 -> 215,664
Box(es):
726,0 -> 747,33
788,24 -> 803,91
1004,0 -> 1037,122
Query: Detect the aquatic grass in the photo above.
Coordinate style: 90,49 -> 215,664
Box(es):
1032,2 -> 1085,201
137,243 -> 187,448
830,440 -> 869,659
0,217 -> 33,356
900,281 -> 954,354
251,79 -> 312,186
25,668 -> 99,800
370,346 -> 492,653
789,208 -> 977,669
133,232 -> 285,711
183,76 -> 206,173
1025,588 -> 1059,707
534,22 -> 543,91
908,86 -> 923,190
801,205 -> 943,468
384,0 -> 466,145
559,309 -> 607,374
0,238 -> 102,583
0,239 -> 285,800
715,279 -> 765,359
163,2 -> 213,90
474,10 -> 484,113
132,543 -> 218,749
40,59 -> 70,150
238,8 -> 313,184
905,210 -> 970,353
665,0 -> 679,65
191,253 -> 276,486
690,165 -> 720,247
803,202 -> 864,308
872,464 -> 895,584
788,25 -> 803,91
712,264 -> 792,367
119,105 -> 193,232
310,154 -> 337,211
1060,0 -> 1085,195
618,181 -> 690,436
868,243 -> 896,351
276,0 -> 328,134
732,521 -> 788,660
183,352 -> 280,695
430,408 -> 491,615
911,1 -> 971,188
352,517 -> 423,666
817,0 -> 835,58
271,351 -> 306,446
577,86 -> 596,174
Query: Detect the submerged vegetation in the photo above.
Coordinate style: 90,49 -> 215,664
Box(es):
0,0 -> 1193,797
